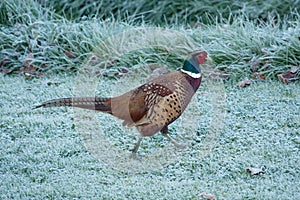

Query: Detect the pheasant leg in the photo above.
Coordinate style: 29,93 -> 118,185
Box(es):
161,126 -> 186,149
131,136 -> 143,158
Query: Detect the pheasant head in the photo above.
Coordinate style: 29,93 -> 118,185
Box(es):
180,51 -> 207,78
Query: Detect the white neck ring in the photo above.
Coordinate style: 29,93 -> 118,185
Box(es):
180,69 -> 201,78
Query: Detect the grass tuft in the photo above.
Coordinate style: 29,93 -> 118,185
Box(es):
38,0 -> 300,25
0,0 -> 299,80
196,14 -> 300,79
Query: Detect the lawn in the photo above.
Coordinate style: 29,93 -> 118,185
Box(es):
1,0 -> 300,199
0,73 -> 299,199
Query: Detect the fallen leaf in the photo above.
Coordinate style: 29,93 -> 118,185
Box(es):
114,72 -> 122,78
23,53 -> 34,68
199,192 -> 216,200
19,65 -> 38,74
278,73 -> 290,84
20,53 -> 39,76
252,72 -> 265,80
277,66 -> 299,84
0,58 -> 10,67
246,166 -> 265,175
120,67 -> 129,73
24,72 -> 44,79
24,72 -> 33,80
0,68 -> 13,74
111,68 -> 130,78
237,77 -> 251,87
277,71 -> 298,84
64,49 -> 76,59
290,66 -> 299,73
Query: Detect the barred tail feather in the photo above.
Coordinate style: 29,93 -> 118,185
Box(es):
35,97 -> 112,113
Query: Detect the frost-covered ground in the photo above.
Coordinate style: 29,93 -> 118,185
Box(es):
1,74 -> 299,199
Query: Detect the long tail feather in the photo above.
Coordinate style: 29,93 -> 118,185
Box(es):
35,97 -> 112,113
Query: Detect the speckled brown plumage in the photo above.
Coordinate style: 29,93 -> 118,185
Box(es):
36,51 -> 208,155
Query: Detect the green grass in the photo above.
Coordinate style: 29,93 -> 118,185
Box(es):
0,73 -> 299,199
1,0 -> 299,80
38,0 -> 300,24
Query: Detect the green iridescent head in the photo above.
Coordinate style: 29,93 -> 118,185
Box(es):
182,51 -> 208,75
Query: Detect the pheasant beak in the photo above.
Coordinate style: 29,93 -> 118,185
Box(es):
205,54 -> 213,64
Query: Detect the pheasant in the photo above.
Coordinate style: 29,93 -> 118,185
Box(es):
36,51 -> 208,156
